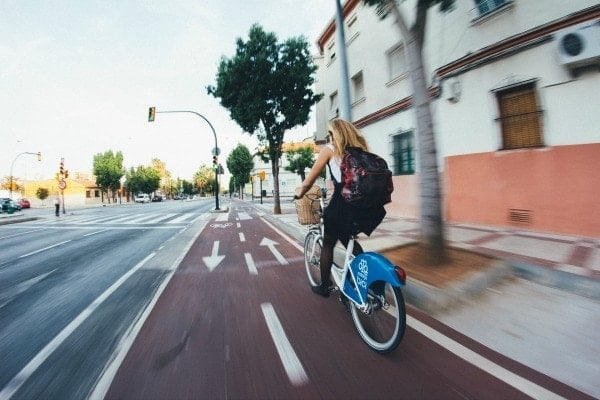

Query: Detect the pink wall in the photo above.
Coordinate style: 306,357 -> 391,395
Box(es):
445,144 -> 600,237
385,175 -> 420,218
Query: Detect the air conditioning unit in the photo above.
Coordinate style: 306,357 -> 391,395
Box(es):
556,21 -> 600,70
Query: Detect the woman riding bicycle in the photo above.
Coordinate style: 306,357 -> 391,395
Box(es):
294,119 -> 386,297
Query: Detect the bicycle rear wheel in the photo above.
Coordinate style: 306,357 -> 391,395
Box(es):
303,230 -> 322,287
350,281 -> 406,354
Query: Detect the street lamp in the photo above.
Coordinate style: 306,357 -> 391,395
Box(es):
147,108 -> 220,210
9,151 -> 41,198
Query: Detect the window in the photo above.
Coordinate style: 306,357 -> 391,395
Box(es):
388,44 -> 406,80
347,15 -> 358,41
327,40 -> 336,64
474,0 -> 510,17
351,72 -> 364,103
392,130 -> 415,175
495,82 -> 543,150
86,190 -> 91,198
329,91 -> 339,117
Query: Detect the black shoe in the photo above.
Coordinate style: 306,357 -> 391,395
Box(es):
311,284 -> 332,298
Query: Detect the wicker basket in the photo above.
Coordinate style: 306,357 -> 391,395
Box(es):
295,186 -> 321,225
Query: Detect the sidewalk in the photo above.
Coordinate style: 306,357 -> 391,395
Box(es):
249,198 -> 600,304
250,198 -> 600,397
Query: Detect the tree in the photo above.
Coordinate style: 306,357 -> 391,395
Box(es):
207,24 -> 322,214
151,158 -> 172,196
126,165 -> 161,197
193,165 -> 215,196
284,145 -> 317,181
93,150 -> 124,203
227,144 -> 254,198
363,0 -> 454,261
36,187 -> 49,203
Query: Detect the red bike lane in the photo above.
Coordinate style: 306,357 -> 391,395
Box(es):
103,201 -> 591,400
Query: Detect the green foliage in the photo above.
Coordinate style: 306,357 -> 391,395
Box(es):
36,187 -> 49,201
193,164 -> 216,195
227,144 -> 254,195
284,146 -> 317,181
126,165 -> 161,196
207,24 -> 322,212
93,150 -> 124,197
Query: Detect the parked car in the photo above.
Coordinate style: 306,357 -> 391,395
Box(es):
17,198 -> 31,208
0,198 -> 21,212
134,194 -> 150,203
151,196 -> 163,202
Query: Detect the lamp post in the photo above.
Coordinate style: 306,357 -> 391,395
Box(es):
148,108 -> 220,210
9,151 -> 41,198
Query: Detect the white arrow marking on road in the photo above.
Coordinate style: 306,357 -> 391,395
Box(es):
260,237 -> 288,265
203,241 -> 226,271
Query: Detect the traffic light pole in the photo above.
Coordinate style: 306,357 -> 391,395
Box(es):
148,109 -> 220,210
9,151 -> 41,198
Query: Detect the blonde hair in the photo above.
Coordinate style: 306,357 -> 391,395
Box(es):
328,119 -> 369,158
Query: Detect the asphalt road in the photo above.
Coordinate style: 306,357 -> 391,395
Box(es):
0,200 -> 213,399
102,200 -> 591,400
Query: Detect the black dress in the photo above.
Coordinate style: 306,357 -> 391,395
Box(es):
324,180 -> 386,241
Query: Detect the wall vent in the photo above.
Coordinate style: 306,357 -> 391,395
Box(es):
508,209 -> 532,224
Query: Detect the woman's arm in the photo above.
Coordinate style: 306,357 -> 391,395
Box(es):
294,146 -> 333,198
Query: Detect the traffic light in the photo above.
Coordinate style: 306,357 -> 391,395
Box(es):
64,170 -> 69,179
212,155 -> 218,169
148,107 -> 155,122
37,152 -> 42,161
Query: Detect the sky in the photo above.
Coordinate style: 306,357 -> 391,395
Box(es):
1,0 -> 336,182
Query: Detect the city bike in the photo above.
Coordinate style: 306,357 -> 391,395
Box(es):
297,188 -> 407,354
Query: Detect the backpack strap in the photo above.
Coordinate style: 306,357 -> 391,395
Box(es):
327,162 -> 338,184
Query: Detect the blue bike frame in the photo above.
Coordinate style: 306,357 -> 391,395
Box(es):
341,252 -> 406,305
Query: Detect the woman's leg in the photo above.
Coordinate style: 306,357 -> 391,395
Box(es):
319,233 -> 337,286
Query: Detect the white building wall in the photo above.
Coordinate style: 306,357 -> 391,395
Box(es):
315,0 -> 600,167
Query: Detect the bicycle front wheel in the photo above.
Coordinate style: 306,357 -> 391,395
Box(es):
350,281 -> 406,354
303,230 -> 322,287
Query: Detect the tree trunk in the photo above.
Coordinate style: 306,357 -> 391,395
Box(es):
271,158 -> 281,214
388,2 -> 446,260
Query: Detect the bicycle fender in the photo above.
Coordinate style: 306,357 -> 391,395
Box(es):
342,252 -> 404,304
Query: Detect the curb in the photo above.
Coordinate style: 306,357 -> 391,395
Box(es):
510,261 -> 600,300
259,209 -> 513,316
0,216 -> 39,226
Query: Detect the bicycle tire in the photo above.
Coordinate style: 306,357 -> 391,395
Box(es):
303,230 -> 322,287
350,281 -> 406,354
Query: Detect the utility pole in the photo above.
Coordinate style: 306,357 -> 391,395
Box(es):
335,0 -> 352,121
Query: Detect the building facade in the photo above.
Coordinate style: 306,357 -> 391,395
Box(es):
314,0 -> 600,237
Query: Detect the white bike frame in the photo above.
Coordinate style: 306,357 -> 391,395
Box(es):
309,194 -> 369,309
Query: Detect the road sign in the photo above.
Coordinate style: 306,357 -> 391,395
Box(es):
58,180 -> 67,190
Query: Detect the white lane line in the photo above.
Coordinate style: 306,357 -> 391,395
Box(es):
238,212 -> 252,220
0,229 -> 45,240
18,240 -> 72,259
167,213 -> 193,224
260,217 -> 303,252
215,212 -> 229,222
83,230 -> 108,237
245,253 -> 258,275
88,216 -> 210,400
261,303 -> 308,387
407,316 -> 567,400
0,253 -> 156,400
239,232 -> 245,242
